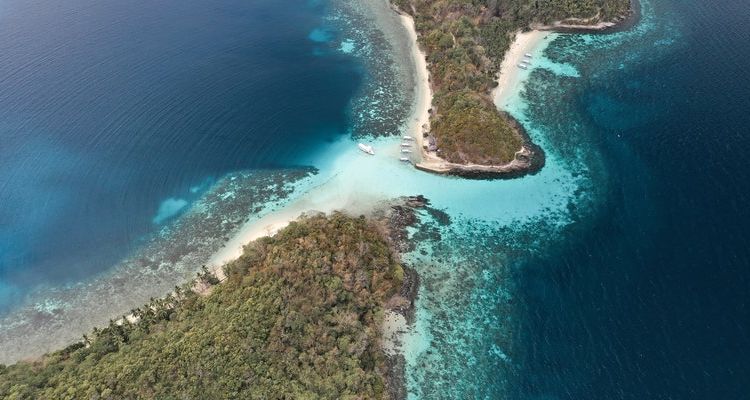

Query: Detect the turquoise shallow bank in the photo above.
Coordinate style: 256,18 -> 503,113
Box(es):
1,0 -> 749,398
504,0 -> 750,397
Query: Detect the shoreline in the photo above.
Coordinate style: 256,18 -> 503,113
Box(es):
0,169 -> 316,365
398,10 -> 548,179
492,30 -> 553,109
0,0 -> 633,383
532,0 -> 640,34
396,0 -> 638,180
397,11 -> 432,166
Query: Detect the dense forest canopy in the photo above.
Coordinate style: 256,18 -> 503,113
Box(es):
393,0 -> 631,165
0,213 -> 405,399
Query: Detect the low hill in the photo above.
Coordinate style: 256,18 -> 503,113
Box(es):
0,213 -> 406,399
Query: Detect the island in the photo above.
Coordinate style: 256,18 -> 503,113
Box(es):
0,1 -> 638,398
0,212 -> 417,399
393,0 -> 633,178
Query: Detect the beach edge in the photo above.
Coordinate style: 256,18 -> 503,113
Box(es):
395,8 -> 546,180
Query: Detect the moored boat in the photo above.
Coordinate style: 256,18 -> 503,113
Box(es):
402,135 -> 414,140
399,157 -> 410,162
358,143 -> 375,155
401,143 -> 411,147
401,149 -> 412,153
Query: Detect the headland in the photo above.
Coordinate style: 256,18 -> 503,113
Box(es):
393,0 -> 633,179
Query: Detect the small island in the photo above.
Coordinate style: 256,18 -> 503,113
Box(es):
393,0 -> 633,178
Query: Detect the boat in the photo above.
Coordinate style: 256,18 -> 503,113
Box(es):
358,143 -> 375,155
521,59 -> 530,65
524,53 -> 532,58
399,157 -> 411,162
401,143 -> 412,147
402,135 -> 414,140
518,64 -> 528,70
401,149 -> 412,153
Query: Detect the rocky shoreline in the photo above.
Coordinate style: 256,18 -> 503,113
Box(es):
533,0 -> 640,34
383,264 -> 418,400
407,0 -> 637,180
373,195 -> 428,399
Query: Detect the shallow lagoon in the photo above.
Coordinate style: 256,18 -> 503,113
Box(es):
2,0 -> 749,397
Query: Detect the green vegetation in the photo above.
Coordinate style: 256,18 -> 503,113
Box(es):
0,213 -> 404,399
394,0 -> 630,164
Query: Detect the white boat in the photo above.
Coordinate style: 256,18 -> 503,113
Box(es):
358,143 -> 374,155
521,59 -> 530,65
399,157 -> 411,162
401,143 -> 412,147
518,64 -> 528,70
402,135 -> 414,140
401,149 -> 412,153
524,53 -> 532,58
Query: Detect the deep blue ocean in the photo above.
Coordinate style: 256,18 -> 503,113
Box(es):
0,0 -> 360,311
0,0 -> 748,396
510,0 -> 750,398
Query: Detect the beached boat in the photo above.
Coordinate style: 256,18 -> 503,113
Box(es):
358,143 -> 375,155
401,149 -> 412,153
402,135 -> 414,140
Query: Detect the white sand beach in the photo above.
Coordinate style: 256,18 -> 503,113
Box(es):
209,18 -> 556,273
493,30 -> 552,109
208,11 -> 435,275
207,16 -> 555,298
398,12 -> 432,164
399,12 -> 553,174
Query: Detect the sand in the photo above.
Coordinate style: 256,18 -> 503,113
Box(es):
381,310 -> 409,355
203,9 -> 556,364
206,174 -> 384,277
208,13 -> 554,348
493,30 -> 552,109
208,22 -> 552,274
398,13 -> 432,164
207,12 -> 435,274
399,14 -> 552,173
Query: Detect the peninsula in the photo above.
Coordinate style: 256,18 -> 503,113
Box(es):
0,1 -> 636,398
393,0 -> 632,178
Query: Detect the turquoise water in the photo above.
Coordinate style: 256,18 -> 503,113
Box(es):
0,0 -> 417,362
400,0 -> 750,397
2,0 -> 749,396
507,0 -> 750,397
0,0 -> 361,312
0,0 -> 369,360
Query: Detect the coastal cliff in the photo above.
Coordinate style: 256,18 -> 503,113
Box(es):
393,0 -> 632,178
0,213 -> 413,399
